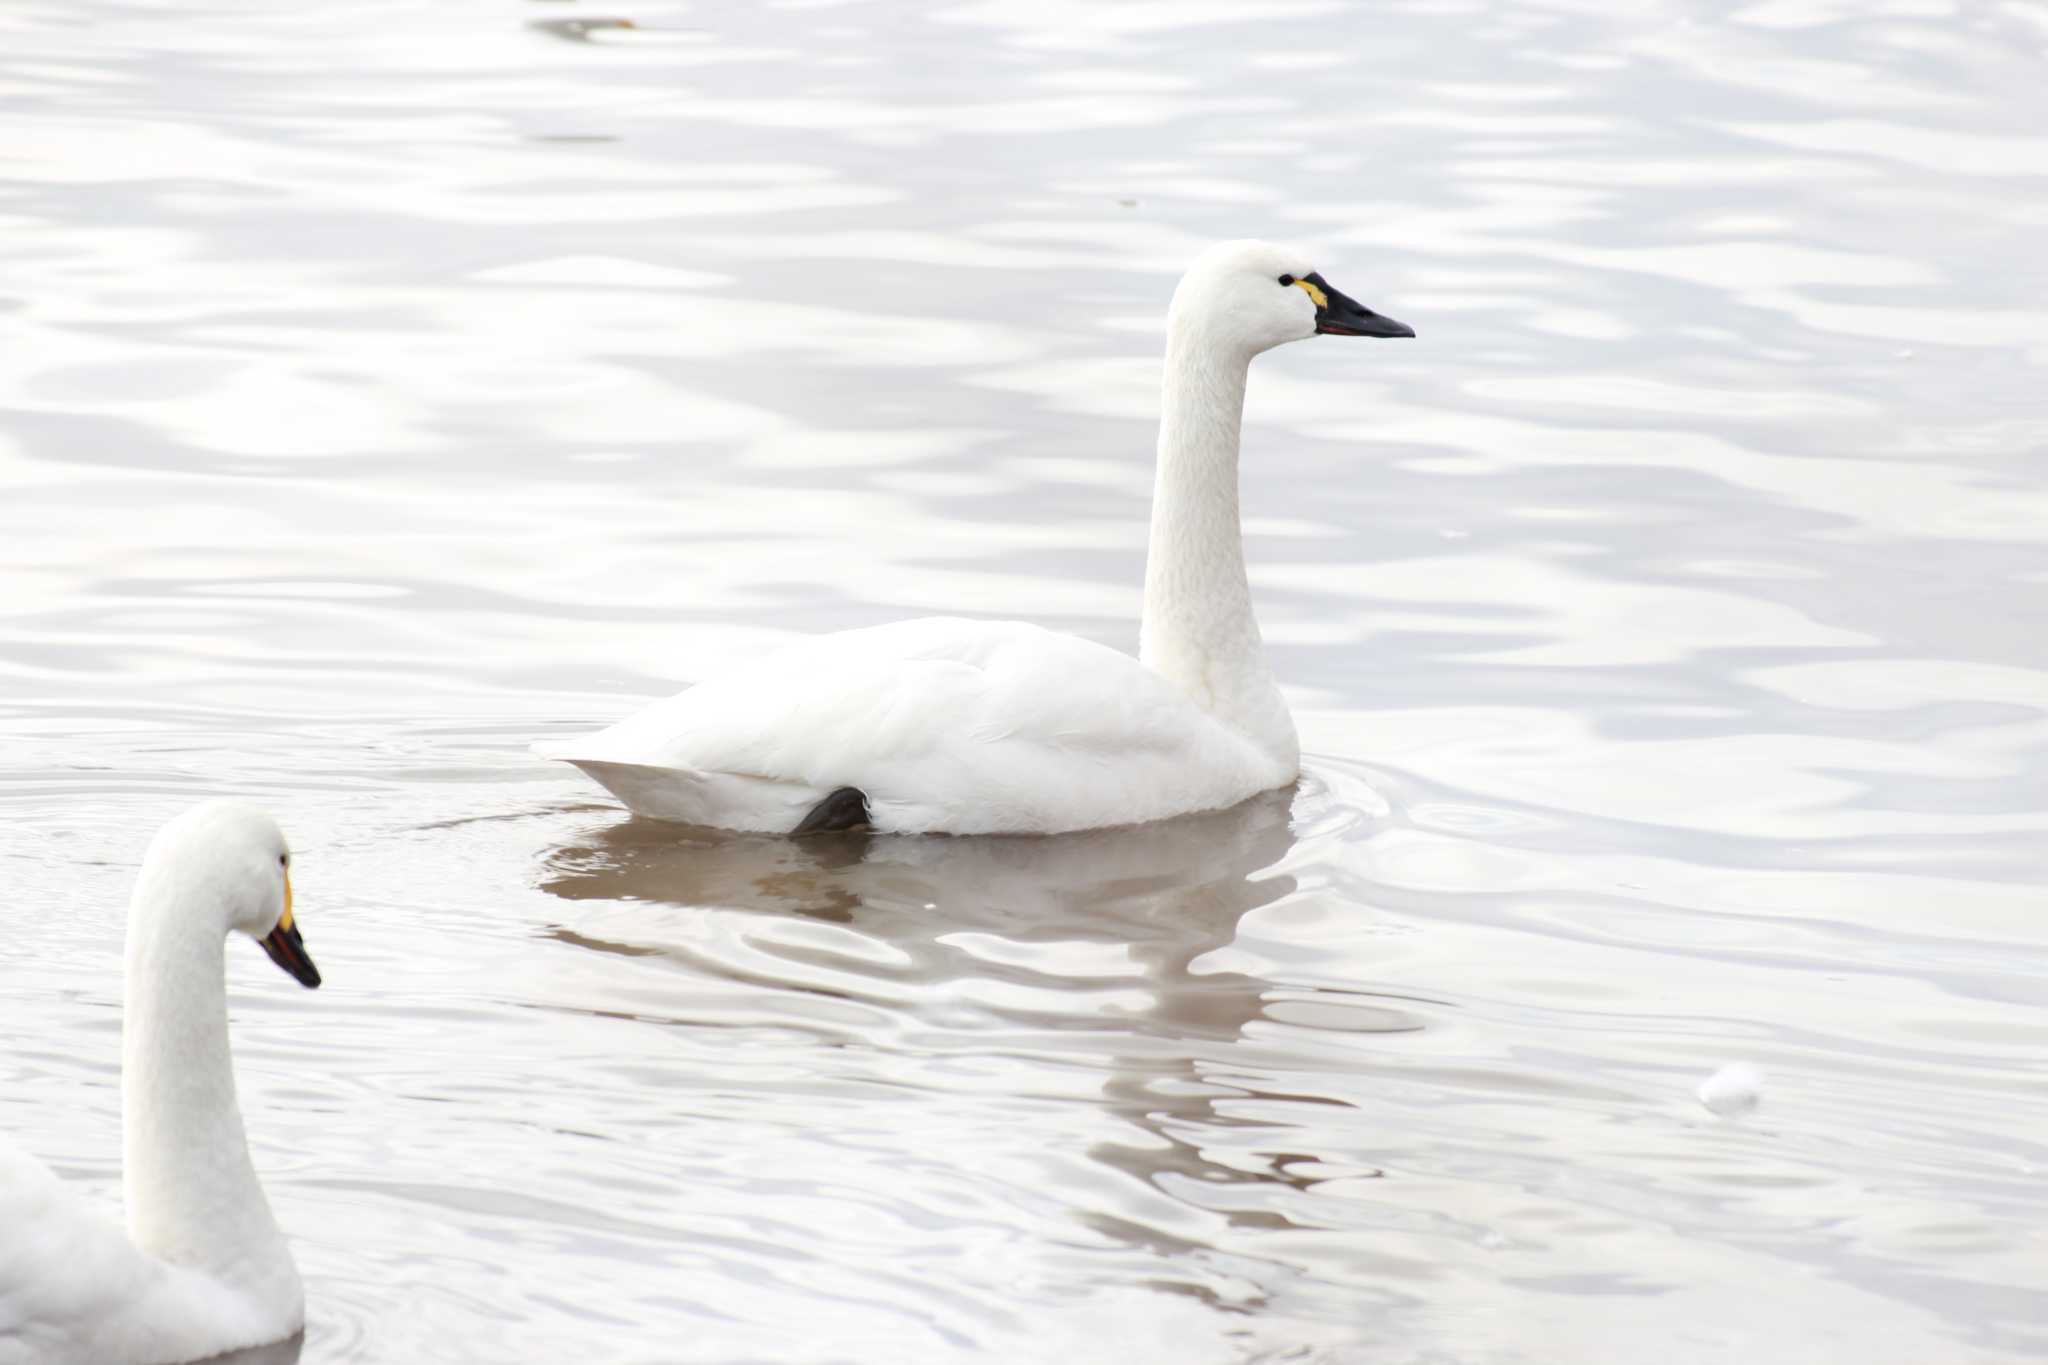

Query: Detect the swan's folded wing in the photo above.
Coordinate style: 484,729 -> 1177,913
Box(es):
549,619 -> 1191,771
539,618 -> 1281,833
0,1147 -> 157,1361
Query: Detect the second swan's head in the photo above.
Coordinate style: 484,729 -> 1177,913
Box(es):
1170,240 -> 1413,357
139,799 -> 322,989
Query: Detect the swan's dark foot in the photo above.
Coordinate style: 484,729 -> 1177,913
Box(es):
792,786 -> 871,835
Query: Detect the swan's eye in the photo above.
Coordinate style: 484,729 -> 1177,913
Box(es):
279,853 -> 289,869
1278,274 -> 1295,287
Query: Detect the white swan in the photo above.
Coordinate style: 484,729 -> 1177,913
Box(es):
0,801 -> 321,1365
537,240 -> 1413,835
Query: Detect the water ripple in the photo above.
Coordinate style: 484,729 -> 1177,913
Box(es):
2,0 -> 2044,1360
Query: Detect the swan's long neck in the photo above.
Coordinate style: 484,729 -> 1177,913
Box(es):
1139,325 -> 1298,768
123,869 -> 291,1286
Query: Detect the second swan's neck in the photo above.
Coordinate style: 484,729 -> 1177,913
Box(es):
1139,327 -> 1297,767
122,871 -> 293,1293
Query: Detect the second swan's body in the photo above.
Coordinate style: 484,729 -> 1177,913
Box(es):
538,241 -> 1412,834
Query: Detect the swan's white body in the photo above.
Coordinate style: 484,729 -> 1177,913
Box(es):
548,618 -> 1294,834
539,241 -> 1410,835
0,802 -> 317,1365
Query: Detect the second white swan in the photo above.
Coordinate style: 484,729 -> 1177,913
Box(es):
0,801 -> 320,1365
537,240 -> 1413,835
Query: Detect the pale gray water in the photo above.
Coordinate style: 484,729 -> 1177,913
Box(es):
3,1 -> 2047,1361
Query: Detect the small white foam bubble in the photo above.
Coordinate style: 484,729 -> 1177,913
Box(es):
1697,1063 -> 1765,1117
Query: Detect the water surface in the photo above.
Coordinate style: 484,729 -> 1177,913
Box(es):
2,1 -> 2045,1361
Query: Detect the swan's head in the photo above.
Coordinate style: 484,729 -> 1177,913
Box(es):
1170,240 -> 1413,357
142,800 -> 321,989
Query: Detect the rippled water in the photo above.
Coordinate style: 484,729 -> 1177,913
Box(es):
4,1 -> 2047,1361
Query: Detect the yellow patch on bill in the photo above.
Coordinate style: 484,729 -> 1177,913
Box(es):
1292,277 -> 1328,309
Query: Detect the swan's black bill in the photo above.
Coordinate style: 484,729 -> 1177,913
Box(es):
260,912 -> 321,989
1307,273 -> 1414,339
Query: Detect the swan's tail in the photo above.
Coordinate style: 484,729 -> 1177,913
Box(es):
543,752 -> 828,833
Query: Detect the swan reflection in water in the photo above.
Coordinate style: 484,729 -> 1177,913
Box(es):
536,788 -> 1420,1271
